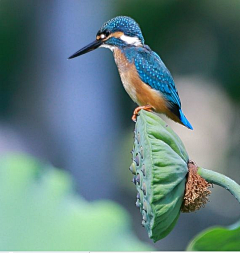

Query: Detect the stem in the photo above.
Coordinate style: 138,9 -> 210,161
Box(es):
197,167 -> 240,203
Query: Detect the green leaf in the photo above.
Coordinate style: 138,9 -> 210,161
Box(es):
0,154 -> 153,251
187,221 -> 240,251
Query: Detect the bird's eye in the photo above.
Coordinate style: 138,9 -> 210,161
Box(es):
100,34 -> 106,39
105,31 -> 110,37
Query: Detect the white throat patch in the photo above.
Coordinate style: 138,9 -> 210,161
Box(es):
100,44 -> 116,52
120,34 -> 142,46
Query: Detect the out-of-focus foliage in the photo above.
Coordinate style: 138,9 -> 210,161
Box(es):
187,221 -> 240,251
0,1 -> 36,116
0,154 -> 152,251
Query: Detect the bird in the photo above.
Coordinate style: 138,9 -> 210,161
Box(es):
68,16 -> 193,130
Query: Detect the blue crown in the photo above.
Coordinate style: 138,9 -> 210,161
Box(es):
98,16 -> 144,44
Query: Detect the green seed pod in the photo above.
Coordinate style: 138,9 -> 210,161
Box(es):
131,110 -> 189,242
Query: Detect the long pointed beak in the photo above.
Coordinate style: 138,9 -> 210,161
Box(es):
68,40 -> 103,59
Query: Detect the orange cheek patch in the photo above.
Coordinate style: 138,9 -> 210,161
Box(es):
110,31 -> 124,38
96,31 -> 124,42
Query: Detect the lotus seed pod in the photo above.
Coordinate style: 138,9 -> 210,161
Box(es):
131,110 -> 189,242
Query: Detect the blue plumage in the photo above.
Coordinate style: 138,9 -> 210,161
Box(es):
124,46 -> 181,108
69,16 -> 193,130
99,16 -> 144,44
179,110 -> 193,130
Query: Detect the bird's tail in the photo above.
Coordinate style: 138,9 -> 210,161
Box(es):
179,110 -> 193,130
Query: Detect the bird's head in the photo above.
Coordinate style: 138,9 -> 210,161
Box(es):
68,16 -> 144,59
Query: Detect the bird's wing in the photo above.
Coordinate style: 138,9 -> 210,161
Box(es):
133,47 -> 181,108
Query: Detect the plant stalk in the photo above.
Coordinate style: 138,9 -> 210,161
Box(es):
197,167 -> 240,203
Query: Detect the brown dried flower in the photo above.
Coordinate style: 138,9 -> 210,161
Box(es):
181,161 -> 212,213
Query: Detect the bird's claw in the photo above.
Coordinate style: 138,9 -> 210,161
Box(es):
132,114 -> 137,122
132,105 -> 153,122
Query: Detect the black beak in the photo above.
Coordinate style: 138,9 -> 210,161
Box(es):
68,40 -> 103,59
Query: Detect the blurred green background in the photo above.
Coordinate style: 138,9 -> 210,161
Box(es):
0,0 -> 240,250
0,154 -> 152,250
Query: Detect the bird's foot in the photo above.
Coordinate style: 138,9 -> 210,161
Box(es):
132,105 -> 154,122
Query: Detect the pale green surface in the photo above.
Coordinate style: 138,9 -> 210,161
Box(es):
143,111 -> 189,163
187,221 -> 240,251
0,154 -> 152,251
132,110 -> 188,242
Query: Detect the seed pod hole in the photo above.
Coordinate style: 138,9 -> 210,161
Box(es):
136,173 -> 141,185
136,192 -> 140,200
137,132 -> 140,144
136,199 -> 141,208
141,164 -> 146,176
142,210 -> 147,221
140,146 -> 144,159
142,182 -> 147,195
143,200 -> 148,212
134,153 -> 140,166
132,176 -> 137,185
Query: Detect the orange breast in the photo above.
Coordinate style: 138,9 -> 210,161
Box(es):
113,48 -> 170,115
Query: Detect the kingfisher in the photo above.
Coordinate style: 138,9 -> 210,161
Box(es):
69,16 -> 193,130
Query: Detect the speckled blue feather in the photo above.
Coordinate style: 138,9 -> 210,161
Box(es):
99,16 -> 144,44
123,46 -> 181,108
